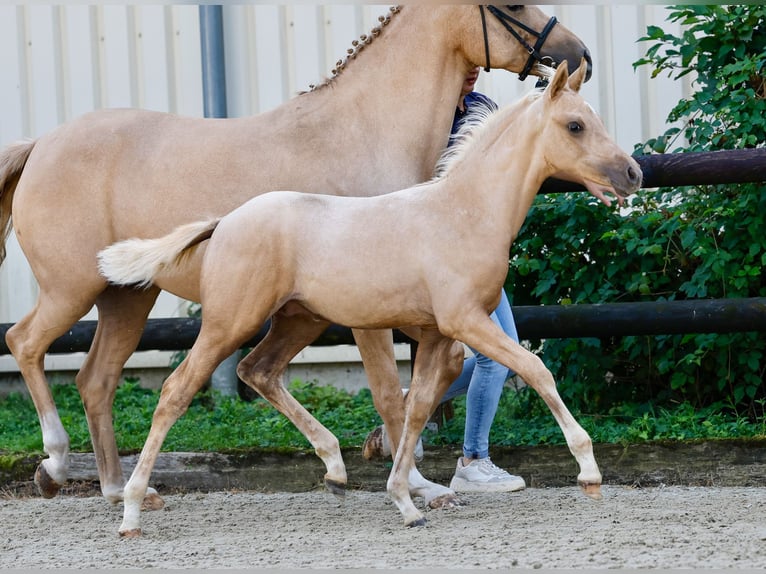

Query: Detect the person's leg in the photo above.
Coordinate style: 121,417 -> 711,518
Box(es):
449,290 -> 526,492
460,290 -> 515,459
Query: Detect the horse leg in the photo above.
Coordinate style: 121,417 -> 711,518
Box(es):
120,330 -> 238,537
5,289 -> 100,498
353,327 -> 458,508
386,330 -> 464,527
236,306 -> 347,495
76,285 -> 163,509
453,312 -> 602,498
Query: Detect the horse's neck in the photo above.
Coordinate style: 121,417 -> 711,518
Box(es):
271,7 -> 471,194
438,119 -> 548,246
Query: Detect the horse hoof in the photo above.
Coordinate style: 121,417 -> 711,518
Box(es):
406,517 -> 428,528
427,493 -> 465,510
325,478 -> 346,498
34,464 -> 62,499
141,492 -> 165,511
579,481 -> 603,500
119,528 -> 143,538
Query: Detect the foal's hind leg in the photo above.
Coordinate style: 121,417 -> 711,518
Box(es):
76,286 -> 163,509
120,327 -> 242,537
236,306 -> 347,495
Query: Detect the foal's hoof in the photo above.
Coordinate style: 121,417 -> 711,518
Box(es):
325,478 -> 346,498
34,464 -> 62,499
119,528 -> 143,538
579,481 -> 603,500
405,516 -> 428,528
141,491 -> 165,511
427,492 -> 465,510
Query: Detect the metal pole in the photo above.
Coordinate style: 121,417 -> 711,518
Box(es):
199,5 -> 237,396
199,5 -> 228,119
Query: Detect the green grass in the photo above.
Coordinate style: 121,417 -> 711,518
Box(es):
0,378 -> 763,456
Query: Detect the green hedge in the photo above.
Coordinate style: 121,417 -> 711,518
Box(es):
505,5 -> 766,414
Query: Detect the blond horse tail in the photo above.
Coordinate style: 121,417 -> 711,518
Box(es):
97,219 -> 220,288
0,140 -> 36,265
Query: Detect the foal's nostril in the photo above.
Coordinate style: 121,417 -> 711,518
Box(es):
627,165 -> 640,187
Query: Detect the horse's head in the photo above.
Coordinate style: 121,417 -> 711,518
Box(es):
537,59 -> 642,206
457,5 -> 592,83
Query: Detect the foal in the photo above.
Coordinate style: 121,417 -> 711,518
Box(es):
99,60 -> 641,536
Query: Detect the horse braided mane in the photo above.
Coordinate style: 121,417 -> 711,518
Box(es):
303,6 -> 401,93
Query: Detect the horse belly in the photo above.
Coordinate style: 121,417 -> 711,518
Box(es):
295,260 -> 432,330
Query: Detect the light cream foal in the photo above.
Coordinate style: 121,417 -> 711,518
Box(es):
99,60 -> 642,536
0,5 -> 593,511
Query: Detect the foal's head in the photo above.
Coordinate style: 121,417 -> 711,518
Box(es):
536,59 -> 642,206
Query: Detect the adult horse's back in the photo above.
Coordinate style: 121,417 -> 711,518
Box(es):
0,5 -> 591,507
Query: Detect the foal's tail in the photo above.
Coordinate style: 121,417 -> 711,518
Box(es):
97,219 -> 220,288
0,140 -> 36,265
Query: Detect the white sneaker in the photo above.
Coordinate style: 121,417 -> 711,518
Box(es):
449,457 -> 526,493
361,424 -> 424,462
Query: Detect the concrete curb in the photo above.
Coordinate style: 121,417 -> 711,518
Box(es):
47,438 -> 765,494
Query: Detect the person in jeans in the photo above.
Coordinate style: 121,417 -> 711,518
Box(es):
363,67 -> 526,493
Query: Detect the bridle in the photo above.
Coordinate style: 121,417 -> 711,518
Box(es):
479,5 -> 558,82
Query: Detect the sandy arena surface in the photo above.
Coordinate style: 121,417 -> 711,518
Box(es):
1,485 -> 764,569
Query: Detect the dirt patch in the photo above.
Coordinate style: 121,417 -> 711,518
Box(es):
1,485 -> 764,569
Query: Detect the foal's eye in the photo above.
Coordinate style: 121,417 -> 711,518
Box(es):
507,5 -> 523,12
568,121 -> 583,134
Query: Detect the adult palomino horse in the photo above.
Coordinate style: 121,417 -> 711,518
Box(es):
0,6 -> 592,509
99,59 -> 641,536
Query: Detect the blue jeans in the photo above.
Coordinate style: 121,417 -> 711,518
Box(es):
440,289 -> 518,460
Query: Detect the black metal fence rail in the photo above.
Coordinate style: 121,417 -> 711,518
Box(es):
1,297 -> 763,357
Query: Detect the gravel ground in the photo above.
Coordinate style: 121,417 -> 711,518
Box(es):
1,485 -> 764,569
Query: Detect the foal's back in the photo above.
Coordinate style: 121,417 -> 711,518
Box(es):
200,188 -> 449,330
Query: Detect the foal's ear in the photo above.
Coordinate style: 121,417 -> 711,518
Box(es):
567,57 -> 588,93
546,60 -> 570,101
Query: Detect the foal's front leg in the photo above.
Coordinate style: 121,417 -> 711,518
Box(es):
454,313 -> 602,498
386,330 -> 464,526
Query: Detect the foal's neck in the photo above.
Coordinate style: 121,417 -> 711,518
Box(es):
438,108 -> 549,242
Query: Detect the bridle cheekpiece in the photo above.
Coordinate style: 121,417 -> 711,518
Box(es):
479,5 -> 558,83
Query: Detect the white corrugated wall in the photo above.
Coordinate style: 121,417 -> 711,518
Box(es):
0,4 -> 686,375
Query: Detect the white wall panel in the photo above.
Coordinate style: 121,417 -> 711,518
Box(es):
61,6 -> 98,118
99,6 -> 134,108
168,6 -> 203,117
0,7 -> 24,144
25,6 -> 62,135
135,5 -> 172,112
